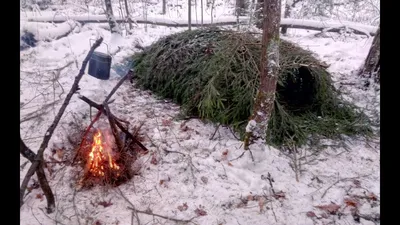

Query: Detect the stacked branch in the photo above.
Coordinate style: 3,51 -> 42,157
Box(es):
74,72 -> 148,187
130,28 -> 374,149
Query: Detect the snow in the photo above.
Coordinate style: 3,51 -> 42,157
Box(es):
20,1 -> 379,225
21,20 -> 79,41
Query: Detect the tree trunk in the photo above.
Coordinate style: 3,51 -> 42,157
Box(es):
124,0 -> 133,30
162,0 -> 167,15
255,0 -> 263,29
104,0 -> 122,34
201,0 -> 203,26
281,2 -> 291,34
244,0 -> 281,149
188,0 -> 192,30
360,25 -> 380,84
236,0 -> 246,16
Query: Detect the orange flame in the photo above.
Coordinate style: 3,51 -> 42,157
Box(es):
87,130 -> 120,177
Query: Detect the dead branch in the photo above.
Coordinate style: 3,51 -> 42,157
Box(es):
118,179 -> 198,224
104,103 -> 124,152
321,174 -> 372,199
20,37 -> 104,211
20,136 -> 55,213
77,95 -> 148,153
209,123 -> 221,140
127,207 -> 198,223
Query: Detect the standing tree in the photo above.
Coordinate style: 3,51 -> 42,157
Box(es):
105,0 -> 122,34
201,0 -> 204,26
188,0 -> 192,30
236,0 -> 246,16
281,0 -> 303,34
244,0 -> 281,150
255,0 -> 264,28
162,0 -> 167,14
360,25 -> 380,84
123,0 -> 133,30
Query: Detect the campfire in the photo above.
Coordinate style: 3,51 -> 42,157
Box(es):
86,129 -> 120,178
76,123 -> 140,188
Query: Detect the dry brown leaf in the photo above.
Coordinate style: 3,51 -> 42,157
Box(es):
177,202 -> 188,211
352,179 -> 361,188
194,208 -> 207,216
258,196 -> 266,213
56,148 -> 65,159
162,119 -> 172,126
344,198 -> 359,208
247,194 -> 254,201
150,153 -> 158,165
36,193 -> 43,200
98,200 -> 113,208
273,191 -> 286,199
306,211 -> 317,218
367,192 -> 378,201
315,203 -> 341,214
221,150 -> 229,161
227,162 -> 233,167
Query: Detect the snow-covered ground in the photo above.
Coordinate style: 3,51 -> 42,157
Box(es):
20,1 -> 380,225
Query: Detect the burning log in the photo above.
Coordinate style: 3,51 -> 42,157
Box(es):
77,127 -> 130,188
73,72 -> 148,188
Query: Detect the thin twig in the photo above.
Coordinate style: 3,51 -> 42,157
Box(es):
104,103 -> 124,152
39,208 -> 68,225
321,174 -> 371,199
127,207 -> 198,223
210,123 -> 220,140
72,189 -> 81,225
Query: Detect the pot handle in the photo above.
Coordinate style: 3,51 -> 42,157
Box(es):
89,38 -> 110,55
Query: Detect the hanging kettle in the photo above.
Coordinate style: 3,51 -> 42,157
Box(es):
88,39 -> 112,80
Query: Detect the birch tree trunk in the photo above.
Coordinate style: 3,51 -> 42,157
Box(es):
360,25 -> 380,84
104,0 -> 122,34
244,0 -> 281,149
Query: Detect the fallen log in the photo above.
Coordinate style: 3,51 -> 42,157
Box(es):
21,20 -> 79,42
24,15 -> 378,36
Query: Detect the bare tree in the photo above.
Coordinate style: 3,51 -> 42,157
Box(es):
236,0 -> 246,16
188,0 -> 192,30
360,25 -> 380,84
255,0 -> 263,28
201,0 -> 203,26
162,0 -> 167,14
244,0 -> 281,150
281,0 -> 303,34
124,0 -> 133,30
104,0 -> 122,34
